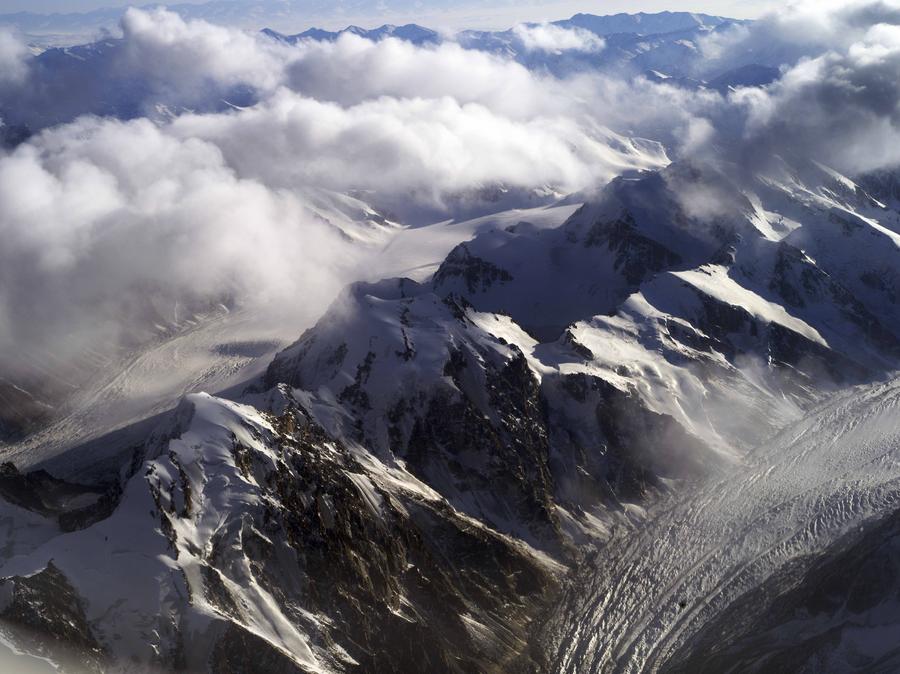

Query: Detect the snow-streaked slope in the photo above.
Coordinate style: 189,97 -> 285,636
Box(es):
0,387 -> 561,672
0,394 -> 327,672
431,164 -> 756,339
421,160 -> 900,459
546,376 -> 900,673
265,278 -> 580,550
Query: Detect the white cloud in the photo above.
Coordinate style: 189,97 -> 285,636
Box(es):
119,8 -> 293,103
9,0 -> 900,373
0,115 -> 353,361
282,32 -> 566,117
0,27 -> 28,86
0,9 -> 668,366
512,23 -> 605,53
170,88 -> 662,214
690,0 -> 900,174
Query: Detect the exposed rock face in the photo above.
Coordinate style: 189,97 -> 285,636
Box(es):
0,563 -> 105,674
260,158 -> 900,672
265,274 -> 716,560
218,395 -> 556,673
0,391 -> 558,673
582,212 -> 682,285
552,373 -> 711,500
434,244 -> 514,295
404,348 -> 563,553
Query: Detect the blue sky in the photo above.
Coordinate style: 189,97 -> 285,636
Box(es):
0,0 -> 777,23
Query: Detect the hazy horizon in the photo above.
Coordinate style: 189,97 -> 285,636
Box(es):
0,0 -> 777,32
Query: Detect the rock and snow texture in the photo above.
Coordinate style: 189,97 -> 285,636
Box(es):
8,6 -> 900,672
4,140 -> 900,671
0,390 -> 559,672
281,159 -> 900,473
262,155 -> 900,670
0,199 -> 582,484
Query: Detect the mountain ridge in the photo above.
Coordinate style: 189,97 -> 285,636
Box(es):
3,153 -> 900,671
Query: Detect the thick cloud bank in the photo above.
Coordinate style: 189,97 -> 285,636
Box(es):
693,0 -> 900,173
0,115 -> 352,368
4,1 -> 900,377
0,9 -> 665,370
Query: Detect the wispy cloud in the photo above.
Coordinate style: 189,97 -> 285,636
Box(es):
0,27 -> 28,86
512,23 -> 605,53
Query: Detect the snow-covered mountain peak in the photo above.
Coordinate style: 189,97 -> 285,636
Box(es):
5,5 -> 900,671
3,143 -> 900,674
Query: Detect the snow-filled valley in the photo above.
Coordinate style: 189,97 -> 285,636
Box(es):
547,378 -> 900,672
4,3 -> 900,673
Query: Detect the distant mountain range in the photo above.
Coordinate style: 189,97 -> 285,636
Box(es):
261,11 -> 744,45
259,12 -> 756,82
0,10 -> 775,147
2,3 -> 748,46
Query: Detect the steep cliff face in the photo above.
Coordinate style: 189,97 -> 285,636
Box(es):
264,272 -> 720,558
0,391 -> 560,673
